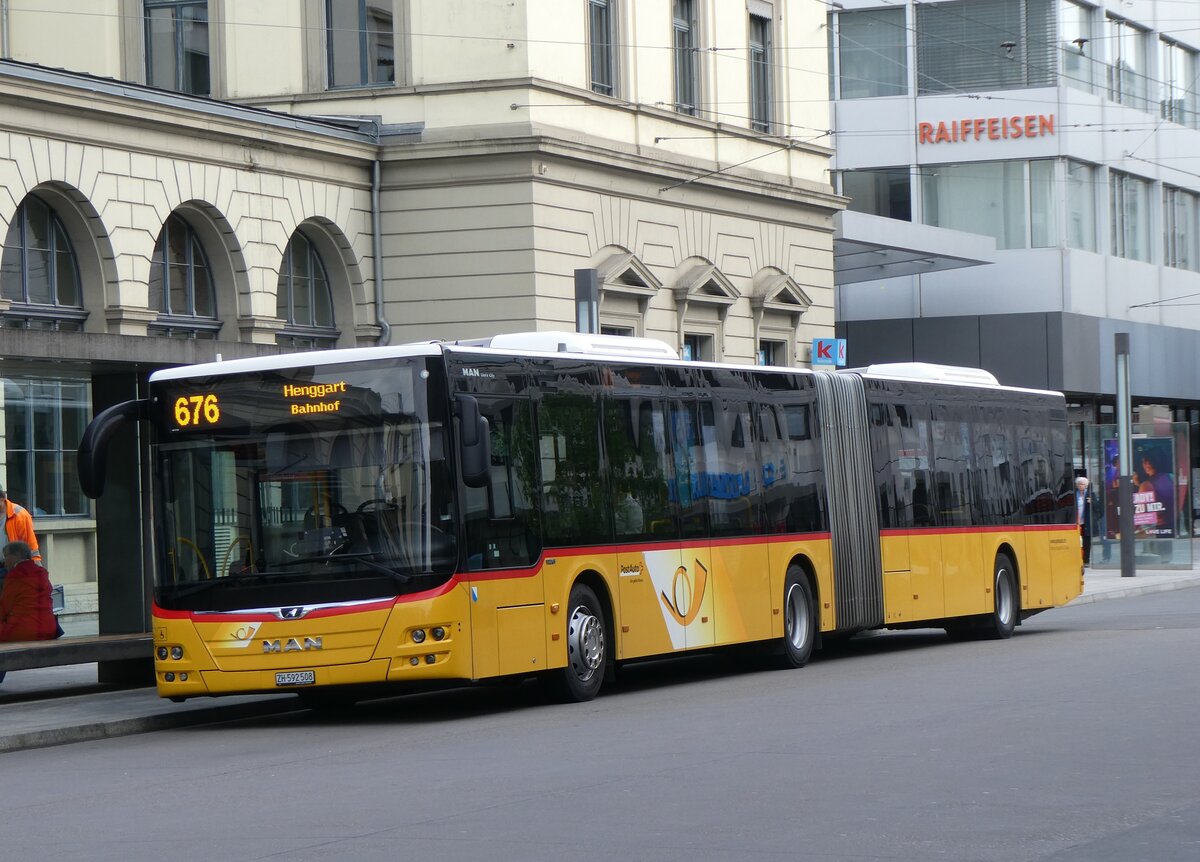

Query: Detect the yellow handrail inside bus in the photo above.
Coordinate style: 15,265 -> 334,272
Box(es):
220,535 -> 254,577
174,537 -> 213,581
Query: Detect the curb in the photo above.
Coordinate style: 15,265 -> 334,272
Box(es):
1067,577 -> 1200,606
0,696 -> 304,754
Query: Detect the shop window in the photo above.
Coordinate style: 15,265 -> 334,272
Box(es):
327,0 -> 394,88
145,0 -> 210,96
1,195 -> 86,332
276,231 -> 338,348
1,376 -> 91,518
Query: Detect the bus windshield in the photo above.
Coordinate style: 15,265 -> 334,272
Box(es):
152,356 -> 456,612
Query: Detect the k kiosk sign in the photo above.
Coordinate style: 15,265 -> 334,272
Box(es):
812,338 -> 847,367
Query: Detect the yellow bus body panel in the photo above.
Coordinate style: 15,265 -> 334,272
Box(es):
152,527 -> 1080,699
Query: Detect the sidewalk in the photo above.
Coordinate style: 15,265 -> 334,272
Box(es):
3,565 -> 1200,754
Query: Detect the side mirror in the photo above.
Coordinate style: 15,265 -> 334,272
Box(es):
455,395 -> 491,489
77,399 -> 149,499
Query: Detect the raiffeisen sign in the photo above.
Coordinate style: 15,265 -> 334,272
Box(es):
917,113 -> 1055,145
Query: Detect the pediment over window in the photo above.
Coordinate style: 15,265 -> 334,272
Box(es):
596,251 -> 662,298
751,270 -> 812,315
672,262 -> 739,308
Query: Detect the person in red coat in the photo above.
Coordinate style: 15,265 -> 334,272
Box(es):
0,540 -> 58,642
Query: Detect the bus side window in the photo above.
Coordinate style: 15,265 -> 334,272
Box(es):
604,397 -> 673,541
453,361 -> 541,571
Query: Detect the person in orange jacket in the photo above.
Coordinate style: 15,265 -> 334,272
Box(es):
0,541 -> 57,642
0,485 -> 41,565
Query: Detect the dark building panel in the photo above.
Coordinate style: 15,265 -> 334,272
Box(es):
980,314 -> 1052,390
838,319 -> 915,368
912,316 -> 981,367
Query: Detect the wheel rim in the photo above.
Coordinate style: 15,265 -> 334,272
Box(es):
784,583 -> 810,651
996,568 -> 1014,627
567,604 -> 604,683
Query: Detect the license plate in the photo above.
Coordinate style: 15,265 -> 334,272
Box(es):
275,670 -> 315,687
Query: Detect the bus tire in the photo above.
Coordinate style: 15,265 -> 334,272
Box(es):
778,567 -> 816,668
980,554 -> 1018,640
551,583 -> 606,702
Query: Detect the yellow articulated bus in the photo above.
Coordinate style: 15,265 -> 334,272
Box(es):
77,332 -> 1082,706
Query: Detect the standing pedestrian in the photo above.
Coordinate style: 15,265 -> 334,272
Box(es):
0,485 -> 41,565
1075,476 -> 1094,567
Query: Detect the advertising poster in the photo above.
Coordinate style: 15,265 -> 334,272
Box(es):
1103,437 -> 1177,539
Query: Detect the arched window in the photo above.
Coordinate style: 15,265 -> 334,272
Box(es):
277,231 -> 337,348
148,213 -> 219,339
1,195 -> 85,330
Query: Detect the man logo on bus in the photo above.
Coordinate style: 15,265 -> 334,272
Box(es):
660,560 -> 708,626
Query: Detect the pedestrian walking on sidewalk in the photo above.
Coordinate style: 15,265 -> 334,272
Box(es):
1075,476 -> 1095,567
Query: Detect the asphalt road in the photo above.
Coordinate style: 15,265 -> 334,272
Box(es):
3,587 -> 1199,862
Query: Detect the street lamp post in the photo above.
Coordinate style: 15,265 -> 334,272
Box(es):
1115,333 -> 1135,578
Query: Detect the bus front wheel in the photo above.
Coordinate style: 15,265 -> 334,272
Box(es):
778,568 -> 816,668
980,554 -> 1018,640
551,583 -> 607,702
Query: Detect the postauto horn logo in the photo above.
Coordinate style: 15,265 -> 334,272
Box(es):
659,559 -> 708,626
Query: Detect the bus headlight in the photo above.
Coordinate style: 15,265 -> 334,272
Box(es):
157,647 -> 168,660
411,629 -> 426,644
431,627 -> 446,641
170,646 -> 184,660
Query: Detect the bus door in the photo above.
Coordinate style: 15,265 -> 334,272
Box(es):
702,393 -> 771,646
931,407 -> 980,618
452,357 -> 545,680
665,398 -> 715,652
604,392 -> 687,658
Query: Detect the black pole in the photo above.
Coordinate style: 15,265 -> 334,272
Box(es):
1115,333 -> 1136,577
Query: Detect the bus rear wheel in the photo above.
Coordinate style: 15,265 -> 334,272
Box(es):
778,567 -> 815,668
979,553 -> 1018,640
550,583 -> 606,702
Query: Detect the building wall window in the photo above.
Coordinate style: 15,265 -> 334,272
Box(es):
916,0 -> 1055,94
1164,186 -> 1200,272
1066,159 -> 1097,252
672,0 -> 699,114
837,8 -> 907,99
1,376 -> 91,518
1059,0 -> 1093,93
327,0 -> 394,88
1105,15 -> 1149,111
1161,39 -> 1199,128
748,10 -> 773,132
842,168 -> 911,221
682,332 -> 713,362
588,0 -> 617,96
758,339 -> 786,366
277,232 -> 337,347
921,161 -> 1055,250
1,195 -> 85,331
148,213 -> 219,339
145,0 -> 210,96
1110,170 -> 1153,263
